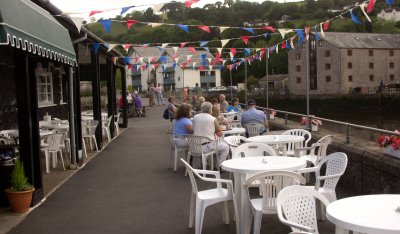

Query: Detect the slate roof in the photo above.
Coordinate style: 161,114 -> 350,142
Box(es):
259,74 -> 288,82
320,32 -> 400,49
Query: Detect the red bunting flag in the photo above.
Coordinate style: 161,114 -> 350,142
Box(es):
135,56 -> 140,63
199,66 -> 204,71
229,48 -> 237,57
180,42 -> 187,48
126,20 -> 137,29
198,25 -> 211,33
127,64 -> 132,69
215,53 -> 220,60
181,62 -> 187,69
141,65 -> 146,72
89,10 -> 104,16
188,47 -> 196,54
151,57 -> 156,62
281,41 -> 286,49
172,54 -> 179,59
367,0 -> 376,13
123,44 -> 133,52
185,0 -> 199,8
153,64 -> 159,70
323,20 -> 330,31
240,36 -> 250,45
227,64 -> 233,70
261,26 -> 276,33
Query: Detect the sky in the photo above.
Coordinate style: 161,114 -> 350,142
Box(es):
50,0 -> 297,18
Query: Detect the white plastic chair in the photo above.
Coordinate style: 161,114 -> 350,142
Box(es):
114,112 -> 121,135
83,120 -> 99,152
232,142 -> 277,159
230,120 -> 242,128
282,129 -> 312,156
244,122 -> 265,137
42,133 -> 66,173
277,185 -> 330,234
168,132 -> 189,171
0,136 -> 13,145
245,171 -> 306,234
297,152 -> 348,220
186,135 -> 216,171
180,158 -> 238,234
102,116 -> 112,142
224,135 -> 247,158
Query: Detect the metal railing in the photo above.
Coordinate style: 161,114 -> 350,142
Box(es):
240,103 -> 400,144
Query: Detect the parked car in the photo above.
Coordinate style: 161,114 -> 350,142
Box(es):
226,86 -> 238,91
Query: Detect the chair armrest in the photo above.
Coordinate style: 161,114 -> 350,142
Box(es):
279,219 -> 315,233
296,166 -> 319,174
194,169 -> 221,179
316,174 -> 342,181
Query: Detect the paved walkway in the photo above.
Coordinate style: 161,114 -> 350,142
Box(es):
7,106 -> 335,234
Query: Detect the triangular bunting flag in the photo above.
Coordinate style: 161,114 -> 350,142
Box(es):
173,63 -> 177,69
229,48 -> 237,57
244,48 -> 250,56
350,10 -> 362,25
141,65 -> 146,72
219,27 -> 229,33
320,22 -> 325,37
207,58 -> 212,64
188,47 -> 196,54
181,62 -> 187,69
139,57 -> 144,63
222,59 -> 227,65
174,57 -> 179,63
290,37 -> 295,48
177,24 -> 189,33
199,65 -> 204,71
112,57 -> 118,65
180,42 -> 187,48
153,3 -> 165,13
281,41 -> 286,49
123,57 -> 131,64
70,17 -> 84,32
263,33 -> 269,38
261,26 -> 276,32
201,54 -> 207,62
99,19 -> 112,33
386,0 -> 394,5
240,36 -> 250,45
126,20 -> 137,29
149,23 -> 163,28
209,65 -> 213,71
217,48 -> 223,55
161,43 -> 169,48
92,43 -> 100,54
186,55 -> 193,61
203,47 -> 209,51
367,0 -> 376,13
192,62 -> 197,69
198,25 -> 211,33
242,28 -> 255,34
278,29 -> 294,38
107,44 -> 117,52
89,10 -> 103,17
172,47 -> 178,54
123,44 -> 133,53
360,3 -> 372,22
221,39 -> 230,47
323,20 -> 330,31
121,6 -> 134,15
199,41 -> 209,47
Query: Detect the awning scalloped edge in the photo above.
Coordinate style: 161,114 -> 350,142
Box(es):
7,33 -> 77,66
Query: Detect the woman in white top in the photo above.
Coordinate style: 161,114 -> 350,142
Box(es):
192,102 -> 230,166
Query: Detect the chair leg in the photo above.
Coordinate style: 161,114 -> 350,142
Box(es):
195,199 -> 206,234
82,139 -> 87,158
44,150 -> 50,173
92,136 -> 99,151
222,201 -> 230,224
253,210 -> 262,234
174,147 -> 178,171
58,150 -> 65,170
189,193 -> 195,228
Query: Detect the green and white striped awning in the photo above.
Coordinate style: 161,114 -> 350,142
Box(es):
0,0 -> 76,66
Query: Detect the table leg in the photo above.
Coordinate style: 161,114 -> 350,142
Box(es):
335,226 -> 349,234
281,144 -> 287,156
233,173 -> 251,234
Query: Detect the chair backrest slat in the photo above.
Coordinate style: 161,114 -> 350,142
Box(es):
233,142 -> 276,159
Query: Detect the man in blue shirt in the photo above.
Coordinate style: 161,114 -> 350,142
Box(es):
241,99 -> 268,135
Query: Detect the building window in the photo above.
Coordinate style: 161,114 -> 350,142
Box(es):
296,77 -> 301,83
389,50 -> 394,56
369,63 -> 374,69
347,50 -> 352,56
210,71 -> 216,76
369,75 -> 374,81
36,66 -> 53,107
296,53 -> 301,60
390,62 -> 394,68
325,76 -> 331,82
318,40 -> 323,46
348,63 -> 352,69
325,63 -> 331,70
302,42 -> 306,48
348,75 -> 353,82
325,50 -> 330,57
296,65 -> 301,72
178,76 -> 180,81
390,74 -> 394,81
369,50 -> 373,56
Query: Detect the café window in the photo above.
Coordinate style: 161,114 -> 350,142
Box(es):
36,64 -> 53,107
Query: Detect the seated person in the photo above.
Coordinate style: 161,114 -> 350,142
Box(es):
167,97 -> 177,121
226,98 -> 242,112
212,105 -> 229,126
173,103 -> 193,148
191,95 -> 201,112
219,94 -> 229,113
241,99 -> 268,135
133,91 -> 144,116
192,102 -> 230,166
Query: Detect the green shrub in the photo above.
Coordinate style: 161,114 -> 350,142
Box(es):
9,159 -> 33,191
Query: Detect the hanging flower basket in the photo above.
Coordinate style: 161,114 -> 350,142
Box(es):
377,131 -> 400,158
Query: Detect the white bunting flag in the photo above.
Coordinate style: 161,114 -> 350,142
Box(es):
221,39 -> 230,48
149,23 -> 163,28
161,43 -> 169,48
172,47 -> 178,54
70,16 -> 84,32
230,52 -> 234,60
153,3 -> 165,13
148,57 -> 153,63
207,58 -> 212,64
209,65 -> 213,71
360,2 -> 372,22
186,55 -> 193,61
319,22 -> 325,37
276,44 -> 279,54
219,27 -> 229,33
192,62 -> 197,69
222,59 -> 227,65
139,57 -> 144,64
217,48 -> 223,54
174,57 -> 179,63
278,28 -> 294,38
107,44 -> 117,52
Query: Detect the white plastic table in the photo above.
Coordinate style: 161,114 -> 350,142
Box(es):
223,127 -> 246,137
326,194 -> 400,234
247,135 -> 304,156
221,156 -> 307,234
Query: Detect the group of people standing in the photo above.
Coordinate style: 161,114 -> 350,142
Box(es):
170,93 -> 269,168
148,83 -> 164,107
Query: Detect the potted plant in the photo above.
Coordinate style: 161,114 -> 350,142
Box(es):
5,159 -> 34,213
377,131 -> 400,158
300,116 -> 322,132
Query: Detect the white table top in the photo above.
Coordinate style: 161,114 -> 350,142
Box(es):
326,194 -> 400,234
223,127 -> 246,136
221,156 -> 307,174
41,123 -> 69,130
8,129 -> 53,137
222,112 -> 238,117
247,135 -> 304,144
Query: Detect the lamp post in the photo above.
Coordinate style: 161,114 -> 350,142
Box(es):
244,58 -> 248,108
306,36 -> 311,131
265,53 -> 269,110
229,68 -> 233,100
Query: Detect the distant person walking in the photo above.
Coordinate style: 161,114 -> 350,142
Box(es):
148,84 -> 155,107
155,83 -> 164,105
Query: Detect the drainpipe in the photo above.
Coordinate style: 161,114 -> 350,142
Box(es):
68,66 -> 77,167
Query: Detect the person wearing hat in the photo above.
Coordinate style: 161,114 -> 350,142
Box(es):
241,99 -> 268,135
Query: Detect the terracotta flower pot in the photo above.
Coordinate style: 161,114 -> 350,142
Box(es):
5,188 -> 35,213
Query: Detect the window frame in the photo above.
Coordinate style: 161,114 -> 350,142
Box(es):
325,76 -> 331,82
325,50 -> 330,57
36,67 -> 54,107
348,75 -> 353,82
